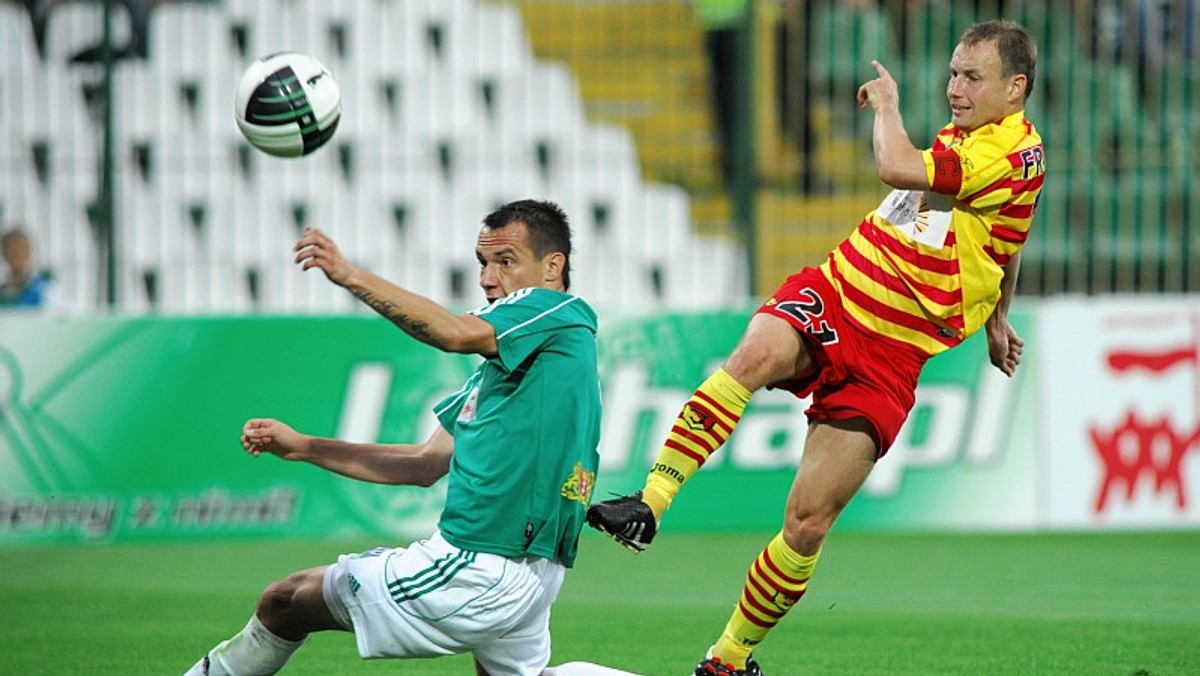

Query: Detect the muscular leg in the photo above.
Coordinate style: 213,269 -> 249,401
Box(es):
256,565 -> 346,640
641,313 -> 816,516
711,417 -> 877,668
781,417 -> 877,555
724,312 -> 818,391
183,566 -> 346,676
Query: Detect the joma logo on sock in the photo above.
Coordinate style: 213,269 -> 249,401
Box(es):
652,463 -> 686,484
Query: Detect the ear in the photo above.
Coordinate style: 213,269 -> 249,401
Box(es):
543,251 -> 566,286
1008,73 -> 1027,103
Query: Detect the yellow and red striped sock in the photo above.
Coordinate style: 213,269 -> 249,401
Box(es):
712,533 -> 821,668
641,368 -> 750,518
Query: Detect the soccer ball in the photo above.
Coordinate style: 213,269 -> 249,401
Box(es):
234,52 -> 341,158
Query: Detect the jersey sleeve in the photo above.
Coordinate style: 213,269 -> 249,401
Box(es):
923,146 -> 964,195
471,288 -> 595,374
922,125 -> 1032,209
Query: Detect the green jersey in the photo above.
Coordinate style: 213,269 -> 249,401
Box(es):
433,287 -> 600,567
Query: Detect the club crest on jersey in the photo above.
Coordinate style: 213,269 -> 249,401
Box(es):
458,387 -> 479,422
560,463 -> 596,506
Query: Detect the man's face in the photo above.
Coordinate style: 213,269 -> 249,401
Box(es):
946,39 -> 1022,132
475,221 -> 553,303
2,237 -> 31,276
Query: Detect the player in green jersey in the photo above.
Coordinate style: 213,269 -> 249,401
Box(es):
183,200 -> 633,676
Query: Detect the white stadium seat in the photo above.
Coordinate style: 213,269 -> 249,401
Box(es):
491,60 -> 588,140
0,3 -> 39,69
2,0 -> 740,313
42,2 -> 133,64
444,3 -> 532,81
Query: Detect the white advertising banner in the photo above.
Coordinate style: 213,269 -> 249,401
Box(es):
1040,297 -> 1200,528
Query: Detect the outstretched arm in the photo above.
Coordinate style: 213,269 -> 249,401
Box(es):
241,418 -> 454,486
857,60 -> 929,190
985,250 -> 1024,377
293,227 -> 498,356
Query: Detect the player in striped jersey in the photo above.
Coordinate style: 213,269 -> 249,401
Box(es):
182,201 -> 636,676
588,19 -> 1043,675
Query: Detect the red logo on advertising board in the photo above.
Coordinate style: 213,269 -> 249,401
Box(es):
1089,346 -> 1200,513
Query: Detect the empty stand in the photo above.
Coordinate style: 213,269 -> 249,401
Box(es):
1,0 -> 744,313
443,2 -> 532,81
0,3 -> 39,69
41,1 -> 134,63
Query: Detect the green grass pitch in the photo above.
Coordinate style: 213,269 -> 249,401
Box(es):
1,530 -> 1197,675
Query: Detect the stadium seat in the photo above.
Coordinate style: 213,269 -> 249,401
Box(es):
335,72 -> 434,172
363,169 -> 462,305
894,57 -> 950,144
1002,0 -> 1077,58
141,171 -> 257,314
590,182 -> 694,307
4,65 -> 97,164
342,68 -> 481,176
1044,55 -> 1140,172
0,3 -> 39,69
489,60 -> 587,144
396,0 -> 476,23
225,0 -> 336,64
663,237 -> 747,309
400,69 -> 484,142
569,240 -> 662,313
148,3 -> 238,85
8,0 -> 742,313
546,124 -> 645,246
113,166 -> 166,313
809,1 -> 897,93
896,0 -> 975,61
239,154 -> 371,312
42,1 -> 134,64
547,122 -> 643,192
2,165 -> 101,312
251,200 -> 360,313
444,2 -> 532,81
111,61 -> 227,164
619,183 -> 692,257
448,126 -> 548,198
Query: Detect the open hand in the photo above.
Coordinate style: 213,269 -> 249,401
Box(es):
294,227 -> 359,287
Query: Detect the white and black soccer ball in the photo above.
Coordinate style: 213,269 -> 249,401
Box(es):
234,52 -> 341,158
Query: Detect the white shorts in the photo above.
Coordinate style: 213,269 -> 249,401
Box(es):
322,531 -> 565,676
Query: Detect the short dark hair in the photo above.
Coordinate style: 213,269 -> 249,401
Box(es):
960,19 -> 1038,101
482,199 -> 574,290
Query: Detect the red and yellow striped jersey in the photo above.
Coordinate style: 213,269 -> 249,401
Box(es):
820,111 -> 1045,355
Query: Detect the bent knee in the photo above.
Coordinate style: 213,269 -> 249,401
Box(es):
728,343 -> 803,390
782,511 -> 835,554
258,577 -> 302,617
258,568 -> 324,619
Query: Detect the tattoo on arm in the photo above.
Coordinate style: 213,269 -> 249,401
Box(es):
355,289 -> 433,342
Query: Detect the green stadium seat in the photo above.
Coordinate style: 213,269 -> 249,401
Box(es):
808,1 -> 897,92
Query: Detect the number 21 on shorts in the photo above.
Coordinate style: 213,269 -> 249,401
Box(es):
775,288 -> 839,345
